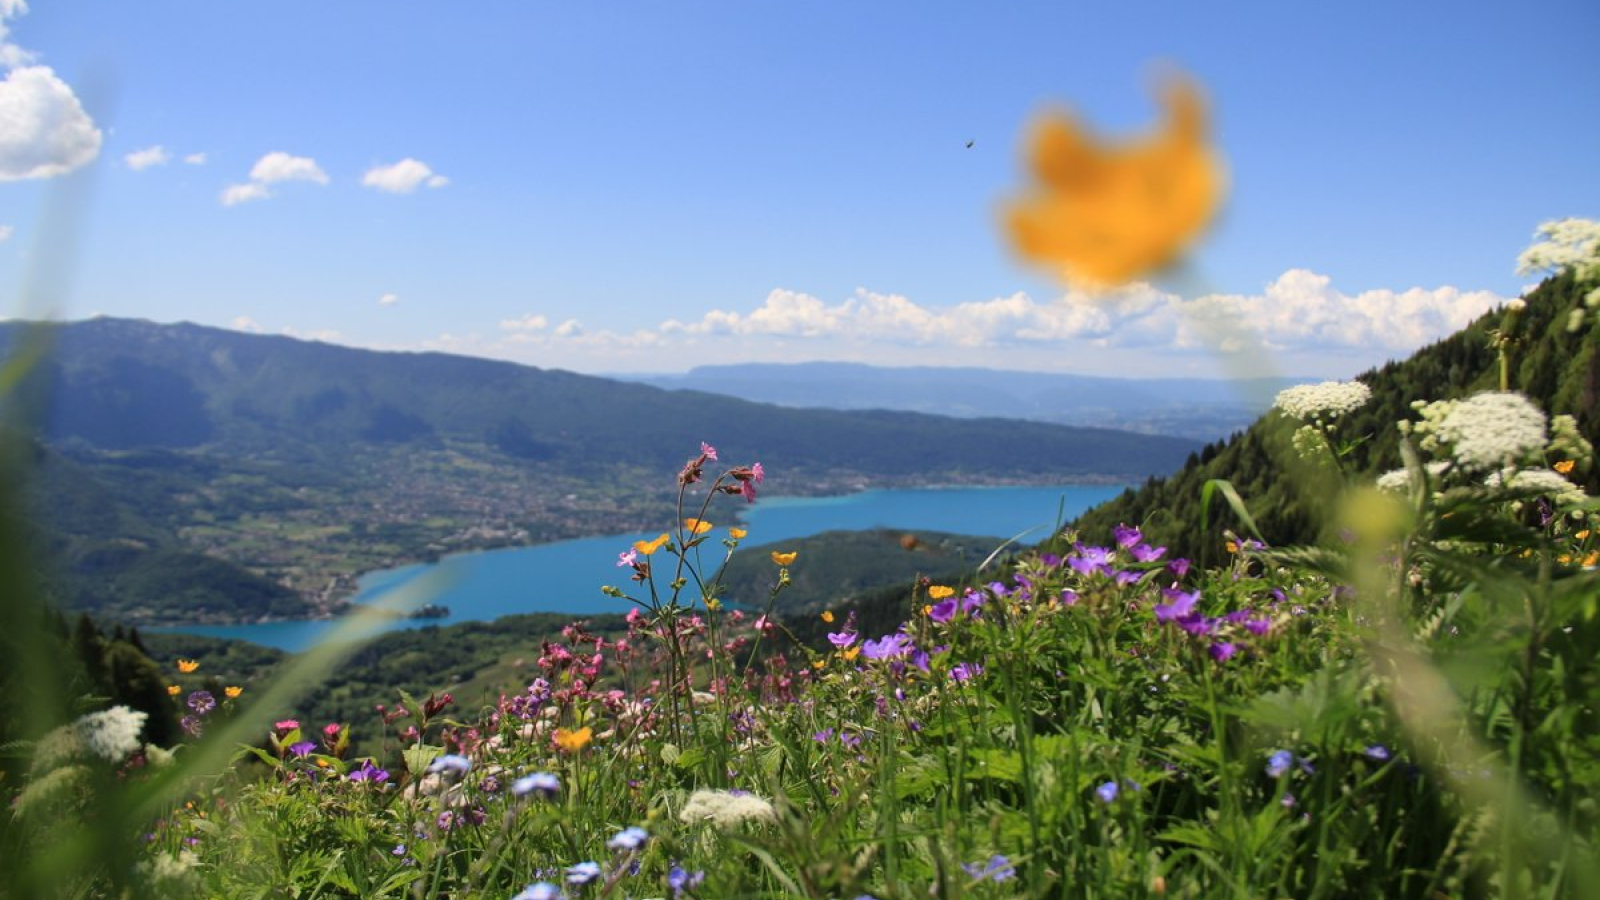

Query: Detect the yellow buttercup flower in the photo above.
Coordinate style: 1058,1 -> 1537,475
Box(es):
1004,71 -> 1224,288
634,533 -> 670,555
820,610 -> 834,623
225,686 -> 243,699
684,518 -> 713,535
771,551 -> 798,566
167,685 -> 182,696
728,527 -> 748,540
554,726 -> 593,752
928,585 -> 955,600
841,646 -> 861,662
1554,459 -> 1576,474
1225,540 -> 1239,554
177,658 -> 199,673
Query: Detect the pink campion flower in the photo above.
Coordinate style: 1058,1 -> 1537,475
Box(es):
275,719 -> 299,732
751,462 -> 764,483
323,723 -> 342,737
753,615 -> 776,635
741,480 -> 757,503
700,442 -> 718,461
617,549 -> 638,567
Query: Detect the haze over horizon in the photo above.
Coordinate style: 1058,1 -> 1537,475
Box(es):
3,1 -> 1597,380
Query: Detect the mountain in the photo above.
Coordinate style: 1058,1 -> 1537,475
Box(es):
1068,270 -> 1600,562
622,362 -> 1308,441
1,317 -> 1200,623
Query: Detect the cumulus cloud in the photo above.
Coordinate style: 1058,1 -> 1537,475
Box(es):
0,224 -> 13,243
0,66 -> 102,181
377,292 -> 399,306
221,151 -> 328,205
1,0 -> 36,68
250,151 -> 327,185
183,152 -> 206,165
499,313 -> 548,331
362,158 -> 448,194
230,316 -> 264,333
124,144 -> 169,171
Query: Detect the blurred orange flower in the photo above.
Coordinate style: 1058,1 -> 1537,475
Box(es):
1554,459 -> 1576,474
167,685 -> 182,696
177,658 -> 200,673
225,686 -> 243,699
771,551 -> 798,566
820,610 -> 834,623
728,526 -> 748,540
683,518 -> 713,535
554,726 -> 593,752
928,585 -> 955,599
1005,71 -> 1224,288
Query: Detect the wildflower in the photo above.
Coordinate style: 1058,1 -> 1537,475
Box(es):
962,854 -> 1017,883
1376,460 -> 1451,493
289,741 -> 317,759
729,526 -> 748,539
1209,642 -> 1237,662
187,691 -> 216,715
75,706 -> 147,762
224,686 -> 243,699
553,726 -> 593,752
1095,781 -> 1119,803
813,728 -> 835,743
820,610 -> 834,623
950,662 -> 983,682
1364,745 -> 1391,762
668,865 -> 706,897
928,584 -> 955,599
928,598 -> 958,623
1153,587 -> 1200,622
1004,71 -> 1223,287
1273,380 -> 1372,422
1485,467 -> 1586,505
1168,557 -> 1191,577
1113,523 -> 1143,547
1436,391 -> 1548,471
167,685 -> 181,696
1060,588 -> 1078,606
861,632 -> 913,660
1266,749 -> 1294,778
634,533 -> 669,555
1516,217 -> 1600,282
275,719 -> 299,731
680,788 -> 777,828
565,862 -> 602,886
683,518 -> 713,535
512,772 -> 560,799
771,550 -> 798,566
177,659 -> 199,673
348,760 -> 389,783
616,549 -> 637,567
700,441 -> 718,461
607,826 -> 649,851
513,883 -> 562,900
1129,542 -> 1166,563
427,753 -> 472,775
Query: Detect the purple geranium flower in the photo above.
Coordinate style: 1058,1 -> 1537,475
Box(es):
288,740 -> 317,758
1113,524 -> 1143,547
1153,587 -> 1200,622
1112,569 -> 1143,587
1210,642 -> 1237,662
962,854 -> 1016,883
826,630 -> 857,649
348,760 -> 389,783
928,598 -> 958,623
950,662 -> 984,682
861,633 -> 912,660
1130,542 -> 1167,562
1060,588 -> 1078,606
1167,557 -> 1191,577
187,691 -> 216,715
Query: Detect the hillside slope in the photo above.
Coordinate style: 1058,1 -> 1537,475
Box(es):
1069,271 -> 1600,562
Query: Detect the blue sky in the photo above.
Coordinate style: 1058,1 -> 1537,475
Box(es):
2,1 -> 1596,378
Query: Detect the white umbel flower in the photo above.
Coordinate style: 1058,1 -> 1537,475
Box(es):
1484,468 -> 1587,505
1274,381 -> 1372,422
679,789 -> 777,828
1376,461 -> 1451,493
1435,392 -> 1548,472
77,706 -> 148,763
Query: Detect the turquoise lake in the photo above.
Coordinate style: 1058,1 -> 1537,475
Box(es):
159,483 -> 1123,652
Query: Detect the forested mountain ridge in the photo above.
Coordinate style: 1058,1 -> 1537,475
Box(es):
2,317 -> 1199,624
1070,271 -> 1600,561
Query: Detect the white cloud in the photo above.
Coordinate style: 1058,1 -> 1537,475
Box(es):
377,292 -> 399,306
219,181 -> 271,206
281,326 -> 342,343
183,151 -> 206,165
249,151 -> 327,185
499,313 -> 548,331
0,224 -> 13,243
230,316 -> 264,333
124,144 -> 169,171
654,273 -> 1503,361
220,151 -> 328,205
362,157 -> 448,194
0,65 -> 102,181
1,0 -> 36,67
554,319 -> 583,337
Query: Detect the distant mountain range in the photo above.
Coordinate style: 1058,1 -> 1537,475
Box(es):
1,317 -> 1201,624
621,362 -> 1310,440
